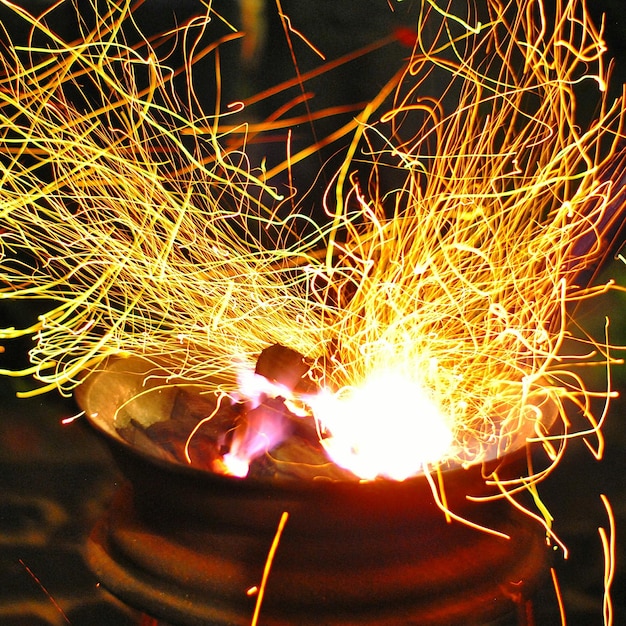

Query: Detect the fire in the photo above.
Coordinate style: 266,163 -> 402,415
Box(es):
0,0 -> 623,540
222,393 -> 294,478
309,371 -> 454,481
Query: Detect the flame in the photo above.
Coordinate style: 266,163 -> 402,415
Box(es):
1,4 -> 622,621
218,366 -> 309,477
309,371 -> 454,481
222,399 -> 293,478
0,0 -> 622,544
236,369 -> 294,410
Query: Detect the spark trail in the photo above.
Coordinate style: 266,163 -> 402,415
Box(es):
0,0 -> 624,508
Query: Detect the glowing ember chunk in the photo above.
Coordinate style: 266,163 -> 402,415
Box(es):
309,372 -> 454,481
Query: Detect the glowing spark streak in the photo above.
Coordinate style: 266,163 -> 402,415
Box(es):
273,0 -> 326,172
422,469 -> 510,539
581,318 -> 613,460
489,471 -> 568,557
263,107 -> 383,182
250,511 -> 289,626
275,0 -> 325,61
525,474 -> 555,535
0,0 -> 622,544
435,466 -> 451,523
214,102 -> 368,136
550,567 -> 567,626
423,0 -> 483,35
61,410 -> 85,425
241,34 -> 395,109
325,65 -> 405,271
184,392 -> 230,464
599,494 -> 616,626
18,559 -> 71,624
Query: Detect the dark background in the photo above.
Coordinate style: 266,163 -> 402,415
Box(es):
1,1 -> 626,624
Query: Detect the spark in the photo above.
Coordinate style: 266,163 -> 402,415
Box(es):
61,410 -> 85,425
550,566 -> 567,626
0,0 -> 623,543
275,0 -> 326,61
423,0 -> 482,34
599,493 -> 616,626
250,511 -> 289,626
18,559 -> 71,624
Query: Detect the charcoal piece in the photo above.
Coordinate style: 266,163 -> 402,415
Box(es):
255,343 -> 309,391
112,381 -> 343,481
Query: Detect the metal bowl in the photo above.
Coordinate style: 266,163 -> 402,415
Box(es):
76,356 -> 552,625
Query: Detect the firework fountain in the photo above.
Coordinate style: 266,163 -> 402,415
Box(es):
0,0 -> 624,623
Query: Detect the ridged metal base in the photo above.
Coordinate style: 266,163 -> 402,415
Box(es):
85,463 -> 548,626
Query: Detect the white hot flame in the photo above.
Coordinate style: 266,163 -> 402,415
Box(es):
308,371 -> 454,481
235,369 -> 293,409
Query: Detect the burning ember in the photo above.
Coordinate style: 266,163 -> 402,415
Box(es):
0,0 -> 624,593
